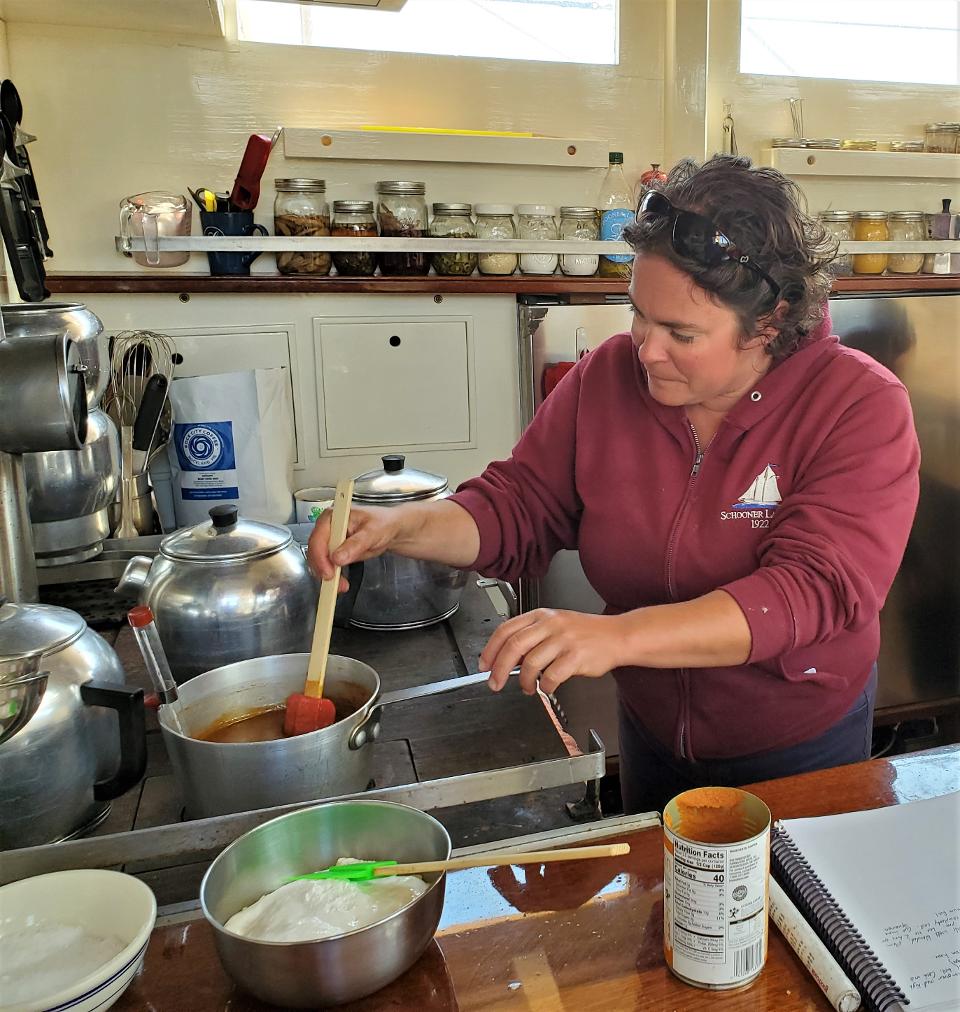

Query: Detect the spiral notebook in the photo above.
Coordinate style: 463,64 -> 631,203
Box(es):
771,791 -> 960,1012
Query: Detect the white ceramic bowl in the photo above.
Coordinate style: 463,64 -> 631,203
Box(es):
0,869 -> 157,1012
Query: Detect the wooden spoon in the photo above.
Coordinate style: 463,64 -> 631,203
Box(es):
283,478 -> 354,737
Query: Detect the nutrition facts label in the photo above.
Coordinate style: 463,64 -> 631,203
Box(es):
664,830 -> 768,987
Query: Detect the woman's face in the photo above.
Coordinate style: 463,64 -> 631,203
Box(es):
628,253 -> 771,413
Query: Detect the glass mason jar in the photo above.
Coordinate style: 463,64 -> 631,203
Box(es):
475,205 -> 517,276
819,210 -> 855,276
376,181 -> 429,276
331,200 -> 378,276
852,212 -> 889,275
274,178 -> 330,275
559,206 -> 599,276
430,203 -> 477,276
517,204 -> 558,275
923,122 -> 960,153
886,211 -> 926,275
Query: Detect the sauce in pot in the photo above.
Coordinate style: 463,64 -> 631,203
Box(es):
194,682 -> 370,743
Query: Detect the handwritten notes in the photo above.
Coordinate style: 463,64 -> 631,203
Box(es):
779,792 -> 960,1011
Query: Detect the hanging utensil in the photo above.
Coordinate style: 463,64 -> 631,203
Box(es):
283,479 -> 353,737
788,97 -> 804,140
131,373 -> 169,475
288,842 -> 631,882
1,79 -> 52,257
722,101 -> 738,156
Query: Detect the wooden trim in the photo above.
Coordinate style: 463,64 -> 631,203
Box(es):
762,146 -> 960,181
45,271 -> 960,296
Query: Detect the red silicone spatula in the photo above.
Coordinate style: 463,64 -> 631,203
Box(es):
227,132 -> 274,211
283,479 -> 354,737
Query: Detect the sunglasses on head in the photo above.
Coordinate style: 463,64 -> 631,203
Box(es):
636,190 -> 781,302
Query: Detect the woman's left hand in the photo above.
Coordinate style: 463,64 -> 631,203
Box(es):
481,609 -> 629,695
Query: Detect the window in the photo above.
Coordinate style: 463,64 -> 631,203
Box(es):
740,0 -> 960,87
237,0 -> 619,66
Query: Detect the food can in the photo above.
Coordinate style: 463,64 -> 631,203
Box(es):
294,487 -> 335,524
663,787 -> 771,990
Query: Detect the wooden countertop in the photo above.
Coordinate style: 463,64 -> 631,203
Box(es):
45,271 -> 960,296
112,744 -> 960,1011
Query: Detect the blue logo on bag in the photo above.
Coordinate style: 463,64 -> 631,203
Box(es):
174,422 -> 236,472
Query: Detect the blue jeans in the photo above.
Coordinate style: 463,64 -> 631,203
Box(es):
618,666 -> 877,815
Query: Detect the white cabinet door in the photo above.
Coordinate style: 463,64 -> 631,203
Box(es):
314,317 -> 475,455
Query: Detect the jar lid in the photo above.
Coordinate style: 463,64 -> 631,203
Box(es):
841,140 -> 877,150
560,206 -> 598,218
890,140 -> 925,152
0,598 -> 86,663
333,200 -> 375,213
432,203 -> 472,214
377,181 -> 426,195
925,122 -> 960,130
275,178 -> 326,192
807,139 -> 842,149
353,454 -> 448,503
160,505 -> 292,562
819,210 -> 856,220
855,211 -> 889,219
517,204 -> 557,217
474,204 -> 514,216
888,211 -> 925,220
771,137 -> 806,147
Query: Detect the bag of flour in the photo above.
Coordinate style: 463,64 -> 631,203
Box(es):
167,368 -> 294,526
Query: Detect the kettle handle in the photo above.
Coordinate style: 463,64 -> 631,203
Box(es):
79,681 -> 147,801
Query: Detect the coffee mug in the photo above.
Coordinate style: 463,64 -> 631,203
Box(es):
200,210 -> 268,276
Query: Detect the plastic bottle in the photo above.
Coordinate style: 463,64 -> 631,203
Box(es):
597,151 -> 635,279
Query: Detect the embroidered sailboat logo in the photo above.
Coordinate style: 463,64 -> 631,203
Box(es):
734,464 -> 781,510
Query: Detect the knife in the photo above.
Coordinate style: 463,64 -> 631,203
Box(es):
131,374 -> 169,475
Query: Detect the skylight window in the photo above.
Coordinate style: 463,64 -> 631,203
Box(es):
237,0 -> 620,66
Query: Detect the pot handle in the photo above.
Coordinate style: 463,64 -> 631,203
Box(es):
115,555 -> 153,597
348,667 -> 521,750
79,681 -> 147,801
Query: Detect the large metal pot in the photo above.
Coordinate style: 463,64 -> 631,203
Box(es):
1,302 -> 108,407
347,454 -> 468,630
0,599 -> 147,849
116,505 -> 319,683
201,800 -> 451,1007
25,407 -> 120,565
158,652 -> 494,818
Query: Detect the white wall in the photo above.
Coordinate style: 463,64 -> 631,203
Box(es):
6,1 -> 666,272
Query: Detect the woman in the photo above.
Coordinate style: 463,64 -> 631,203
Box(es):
309,156 -> 920,813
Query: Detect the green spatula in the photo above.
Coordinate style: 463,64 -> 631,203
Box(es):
287,842 -> 630,883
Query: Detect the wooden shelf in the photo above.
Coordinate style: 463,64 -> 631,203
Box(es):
45,272 -> 960,297
281,127 -> 610,169
762,147 -> 960,180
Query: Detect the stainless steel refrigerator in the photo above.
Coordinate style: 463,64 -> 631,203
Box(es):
517,292 -> 960,760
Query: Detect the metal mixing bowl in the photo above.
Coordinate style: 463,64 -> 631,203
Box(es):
200,800 -> 451,1008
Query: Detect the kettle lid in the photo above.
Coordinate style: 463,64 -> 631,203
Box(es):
0,597 -> 86,663
160,505 -> 293,562
353,454 -> 448,503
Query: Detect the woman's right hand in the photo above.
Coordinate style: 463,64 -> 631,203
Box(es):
307,504 -> 405,587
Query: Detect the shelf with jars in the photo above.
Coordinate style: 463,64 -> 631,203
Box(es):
762,147 -> 960,180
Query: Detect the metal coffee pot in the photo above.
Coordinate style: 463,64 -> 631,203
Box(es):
343,454 -> 468,631
0,598 -> 146,849
116,504 -> 319,683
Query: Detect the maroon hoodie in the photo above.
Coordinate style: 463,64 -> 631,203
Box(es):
451,311 -> 920,760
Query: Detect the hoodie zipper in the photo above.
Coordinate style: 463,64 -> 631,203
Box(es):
665,420 -> 707,760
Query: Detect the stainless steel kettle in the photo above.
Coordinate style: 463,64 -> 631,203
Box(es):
116,504 -> 319,683
344,454 -> 468,631
0,598 -> 146,849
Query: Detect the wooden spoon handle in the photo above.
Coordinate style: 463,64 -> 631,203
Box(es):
304,479 -> 354,699
378,842 -> 630,877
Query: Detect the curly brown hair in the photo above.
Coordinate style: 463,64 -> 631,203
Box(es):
622,155 -> 837,361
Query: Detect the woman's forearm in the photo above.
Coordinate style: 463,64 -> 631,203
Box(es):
618,590 -> 752,669
390,499 -> 481,569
